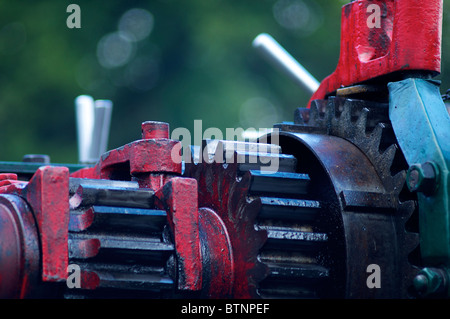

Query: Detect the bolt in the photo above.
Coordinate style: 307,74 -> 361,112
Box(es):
406,161 -> 439,196
22,154 -> 50,164
141,121 -> 169,140
413,267 -> 449,297
413,274 -> 429,294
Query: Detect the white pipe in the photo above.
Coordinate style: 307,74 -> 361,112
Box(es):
252,33 -> 320,95
75,95 -> 95,164
94,99 -> 113,158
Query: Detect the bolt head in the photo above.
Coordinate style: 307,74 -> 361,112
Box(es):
406,162 -> 439,196
407,167 -> 421,191
22,154 -> 50,164
413,267 -> 449,297
413,274 -> 429,294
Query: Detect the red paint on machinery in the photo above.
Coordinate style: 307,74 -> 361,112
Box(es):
309,0 -> 442,104
0,167 -> 70,284
23,167 -> 70,282
155,177 -> 203,291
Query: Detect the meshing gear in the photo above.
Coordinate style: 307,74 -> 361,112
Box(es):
185,94 -> 419,298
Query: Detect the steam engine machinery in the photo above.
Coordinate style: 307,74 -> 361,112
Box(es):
1,0 -> 449,299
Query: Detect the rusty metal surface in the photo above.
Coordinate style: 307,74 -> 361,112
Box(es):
23,166 -> 70,282
185,159 -> 268,298
275,106 -> 418,297
69,121 -> 182,184
0,195 -> 40,298
155,177 -> 203,292
198,207 -> 234,298
66,177 -> 176,297
70,184 -> 155,209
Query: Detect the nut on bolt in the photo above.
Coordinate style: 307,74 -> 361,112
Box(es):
413,267 -> 450,297
406,161 -> 439,196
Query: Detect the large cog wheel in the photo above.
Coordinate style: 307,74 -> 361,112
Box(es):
185,141 -> 336,298
185,95 -> 420,299
283,95 -> 420,297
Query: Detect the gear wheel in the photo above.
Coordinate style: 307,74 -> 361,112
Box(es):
64,178 -> 177,298
185,140 -> 338,298
289,96 -> 420,297
185,94 -> 420,298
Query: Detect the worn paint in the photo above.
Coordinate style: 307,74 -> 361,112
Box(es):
23,166 -> 70,282
155,177 -> 203,291
309,0 -> 442,105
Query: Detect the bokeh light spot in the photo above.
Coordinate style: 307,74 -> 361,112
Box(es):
97,31 -> 135,69
118,8 -> 154,42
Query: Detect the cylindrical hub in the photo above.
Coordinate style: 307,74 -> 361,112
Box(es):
142,121 -> 170,140
0,195 -> 40,298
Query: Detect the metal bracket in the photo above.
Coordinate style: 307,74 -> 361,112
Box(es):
388,78 -> 450,271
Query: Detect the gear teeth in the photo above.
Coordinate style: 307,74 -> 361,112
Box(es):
391,170 -> 407,195
369,123 -> 385,150
65,179 -> 176,298
399,199 -> 416,219
297,98 -> 405,197
375,144 -> 398,184
309,102 -> 320,126
294,108 -> 308,125
403,230 -> 420,255
381,143 -> 397,167
186,141 -> 335,299
186,157 -> 269,298
355,107 -> 369,137
397,199 -> 421,295
329,101 -> 340,136
307,99 -> 328,127
339,100 -> 352,126
290,97 -> 419,298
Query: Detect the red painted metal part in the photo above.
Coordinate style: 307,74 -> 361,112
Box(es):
0,195 -> 40,298
141,121 -> 170,139
99,139 -> 181,177
198,207 -> 234,298
186,161 -> 268,299
0,121 -> 248,297
23,166 -> 70,282
0,167 -> 70,284
155,177 -> 203,291
70,121 -> 211,293
0,173 -> 27,194
309,0 -> 442,105
70,121 -> 182,189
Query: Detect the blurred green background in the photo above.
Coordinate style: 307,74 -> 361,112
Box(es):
0,0 -> 449,163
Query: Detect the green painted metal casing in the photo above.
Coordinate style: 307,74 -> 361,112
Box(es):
388,78 -> 450,266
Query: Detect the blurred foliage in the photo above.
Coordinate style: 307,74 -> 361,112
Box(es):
0,0 -> 449,163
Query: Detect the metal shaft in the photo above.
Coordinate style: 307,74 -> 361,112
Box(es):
75,95 -> 95,164
92,99 -> 113,160
252,33 -> 319,95
75,96 -> 113,164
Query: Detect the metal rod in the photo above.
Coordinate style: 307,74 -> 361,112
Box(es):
252,33 -> 320,95
75,95 -> 95,164
93,99 -> 113,160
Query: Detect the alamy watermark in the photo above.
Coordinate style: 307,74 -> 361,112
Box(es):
66,4 -> 81,29
366,264 -> 381,289
67,264 -> 81,289
170,120 -> 281,174
367,4 -> 381,29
